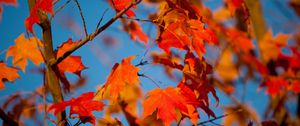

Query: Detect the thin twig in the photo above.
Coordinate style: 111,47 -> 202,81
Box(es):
135,60 -> 149,67
121,17 -> 156,23
138,73 -> 161,88
96,8 -> 109,30
50,0 -> 143,66
197,109 -> 243,126
73,0 -> 88,36
50,0 -> 72,21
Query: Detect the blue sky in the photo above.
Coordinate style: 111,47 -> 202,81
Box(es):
0,0 -> 300,125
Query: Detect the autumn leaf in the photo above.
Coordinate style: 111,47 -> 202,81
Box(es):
216,48 -> 238,81
157,10 -> 217,58
0,62 -> 19,90
225,28 -> 254,53
56,39 -> 86,91
24,0 -> 53,33
225,0 -> 244,13
0,0 -> 17,19
259,31 -> 290,62
57,39 -> 86,75
48,92 -> 105,125
95,56 -> 140,102
151,52 -> 183,79
181,51 -> 218,117
289,80 -> 300,93
143,87 -> 188,126
261,76 -> 289,96
128,21 -> 148,44
110,0 -> 136,17
6,33 -> 44,72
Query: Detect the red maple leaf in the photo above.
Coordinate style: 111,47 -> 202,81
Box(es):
128,21 -> 148,44
289,81 -> 300,93
157,19 -> 217,58
49,92 -> 105,125
56,39 -> 86,91
262,76 -> 289,96
110,0 -> 136,17
24,0 -> 53,33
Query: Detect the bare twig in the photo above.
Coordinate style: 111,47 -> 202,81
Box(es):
135,60 -> 149,67
50,0 -> 143,66
96,8 -> 109,30
197,109 -> 243,126
73,0 -> 88,36
138,73 -> 161,88
50,0 -> 72,21
121,17 -> 156,23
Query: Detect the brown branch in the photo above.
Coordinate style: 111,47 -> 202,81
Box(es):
27,0 -> 66,125
0,108 -> 19,126
50,0 -> 143,66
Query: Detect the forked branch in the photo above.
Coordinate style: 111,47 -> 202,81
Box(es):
50,0 -> 143,67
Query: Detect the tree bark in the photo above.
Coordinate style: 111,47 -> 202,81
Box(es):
27,0 -> 66,125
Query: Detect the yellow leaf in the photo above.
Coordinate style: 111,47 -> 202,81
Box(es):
6,33 -> 44,72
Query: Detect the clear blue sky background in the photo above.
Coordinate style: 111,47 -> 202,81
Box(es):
0,0 -> 299,125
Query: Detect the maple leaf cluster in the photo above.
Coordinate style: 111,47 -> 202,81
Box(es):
1,0 -> 300,126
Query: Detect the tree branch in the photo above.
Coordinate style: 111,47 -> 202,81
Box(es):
50,0 -> 143,66
27,0 -> 66,125
0,108 -> 19,126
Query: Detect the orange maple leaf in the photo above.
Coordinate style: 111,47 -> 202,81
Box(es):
110,0 -> 136,17
49,92 -> 105,125
143,87 -> 188,126
24,0 -> 53,32
157,18 -> 217,57
259,31 -> 290,62
96,56 -> 140,101
57,39 -> 86,75
225,28 -> 254,53
56,39 -> 86,91
216,48 -> 239,81
0,62 -> 19,90
128,21 -> 148,44
6,33 -> 44,72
